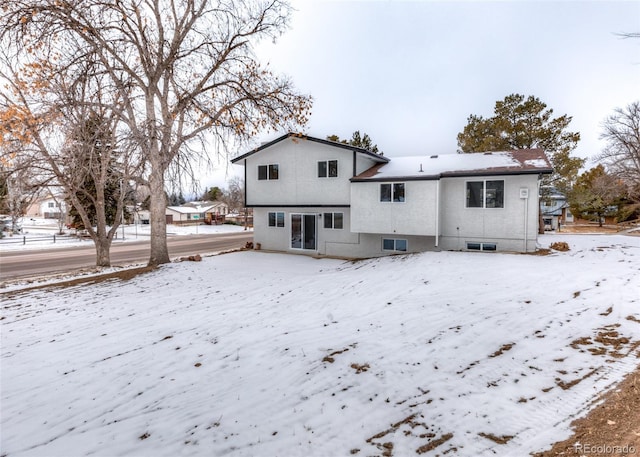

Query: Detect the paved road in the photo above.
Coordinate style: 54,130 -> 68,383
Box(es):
0,231 -> 253,281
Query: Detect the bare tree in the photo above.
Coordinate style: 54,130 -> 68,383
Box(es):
222,176 -> 246,215
0,45 -> 140,267
0,163 -> 42,233
2,0 -> 311,266
598,101 -> 640,209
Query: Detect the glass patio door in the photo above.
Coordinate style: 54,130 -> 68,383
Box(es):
291,214 -> 316,250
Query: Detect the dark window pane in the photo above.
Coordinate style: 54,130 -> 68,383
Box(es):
482,243 -> 497,251
328,160 -> 338,177
268,212 -> 276,227
303,214 -> 316,249
380,184 -> 391,202
382,238 -> 394,250
291,214 -> 302,248
258,165 -> 267,180
395,239 -> 407,251
467,242 -> 481,250
393,183 -> 405,202
486,181 -> 504,208
466,182 -> 483,207
276,212 -> 285,227
323,213 -> 332,229
334,213 -> 343,229
269,164 -> 279,180
318,161 -> 327,178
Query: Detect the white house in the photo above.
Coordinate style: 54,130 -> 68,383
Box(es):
231,133 -> 553,258
26,195 -> 67,219
166,201 -> 230,225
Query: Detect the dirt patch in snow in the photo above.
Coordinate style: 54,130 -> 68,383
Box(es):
534,364 -> 640,456
1,265 -> 158,297
559,224 -> 622,234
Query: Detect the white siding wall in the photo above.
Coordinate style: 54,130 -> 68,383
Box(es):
438,174 -> 540,252
350,180 -> 439,236
245,138 -> 378,206
253,207 -> 361,256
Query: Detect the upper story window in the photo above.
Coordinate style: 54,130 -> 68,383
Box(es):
258,164 -> 279,180
466,180 -> 504,208
380,183 -> 405,202
318,160 -> 338,178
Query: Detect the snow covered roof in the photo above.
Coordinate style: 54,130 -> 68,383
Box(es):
166,205 -> 215,214
352,149 -> 553,181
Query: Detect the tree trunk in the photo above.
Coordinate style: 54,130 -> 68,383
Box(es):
148,159 -> 170,266
95,236 -> 112,267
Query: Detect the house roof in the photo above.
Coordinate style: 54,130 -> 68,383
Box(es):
351,149 -> 553,182
184,201 -> 227,208
166,205 -> 215,214
231,132 -> 389,164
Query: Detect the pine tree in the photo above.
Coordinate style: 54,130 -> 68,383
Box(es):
457,94 -> 584,191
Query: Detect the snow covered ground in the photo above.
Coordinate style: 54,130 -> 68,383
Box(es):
1,233 -> 639,456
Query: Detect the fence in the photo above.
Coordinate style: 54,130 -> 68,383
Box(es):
0,235 -> 62,245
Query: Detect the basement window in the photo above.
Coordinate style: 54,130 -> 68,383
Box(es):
383,238 -> 407,252
466,242 -> 497,251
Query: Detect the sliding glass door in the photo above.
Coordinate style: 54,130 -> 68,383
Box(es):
291,214 -> 316,250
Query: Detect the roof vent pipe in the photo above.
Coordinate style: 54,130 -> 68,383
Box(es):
419,164 -> 423,172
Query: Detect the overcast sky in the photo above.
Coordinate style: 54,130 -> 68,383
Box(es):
214,0 -> 639,188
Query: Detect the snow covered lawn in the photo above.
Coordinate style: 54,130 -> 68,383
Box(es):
1,234 -> 639,456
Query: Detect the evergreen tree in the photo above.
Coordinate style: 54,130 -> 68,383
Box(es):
457,94 -> 584,191
568,165 -> 626,226
327,131 -> 381,154
202,186 -> 222,201
65,114 -> 131,231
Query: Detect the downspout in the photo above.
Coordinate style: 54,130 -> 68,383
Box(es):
435,179 -> 440,248
243,159 -> 248,231
523,192 -> 529,253
352,151 -> 357,177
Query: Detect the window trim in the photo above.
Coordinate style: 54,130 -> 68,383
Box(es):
323,212 -> 344,230
318,159 -> 338,178
268,211 -> 285,228
466,242 -> 497,251
466,179 -> 504,209
258,163 -> 280,180
380,182 -> 406,203
382,238 -> 408,252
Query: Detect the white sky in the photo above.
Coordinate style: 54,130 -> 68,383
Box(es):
247,1 -> 639,163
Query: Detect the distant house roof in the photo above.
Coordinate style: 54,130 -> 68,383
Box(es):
166,205 -> 215,214
351,149 -> 553,182
231,132 -> 389,164
184,201 -> 227,208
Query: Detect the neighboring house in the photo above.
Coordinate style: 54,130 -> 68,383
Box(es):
166,205 -> 210,225
183,200 -> 229,224
26,195 -> 67,219
231,133 -> 553,258
540,188 -> 574,231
